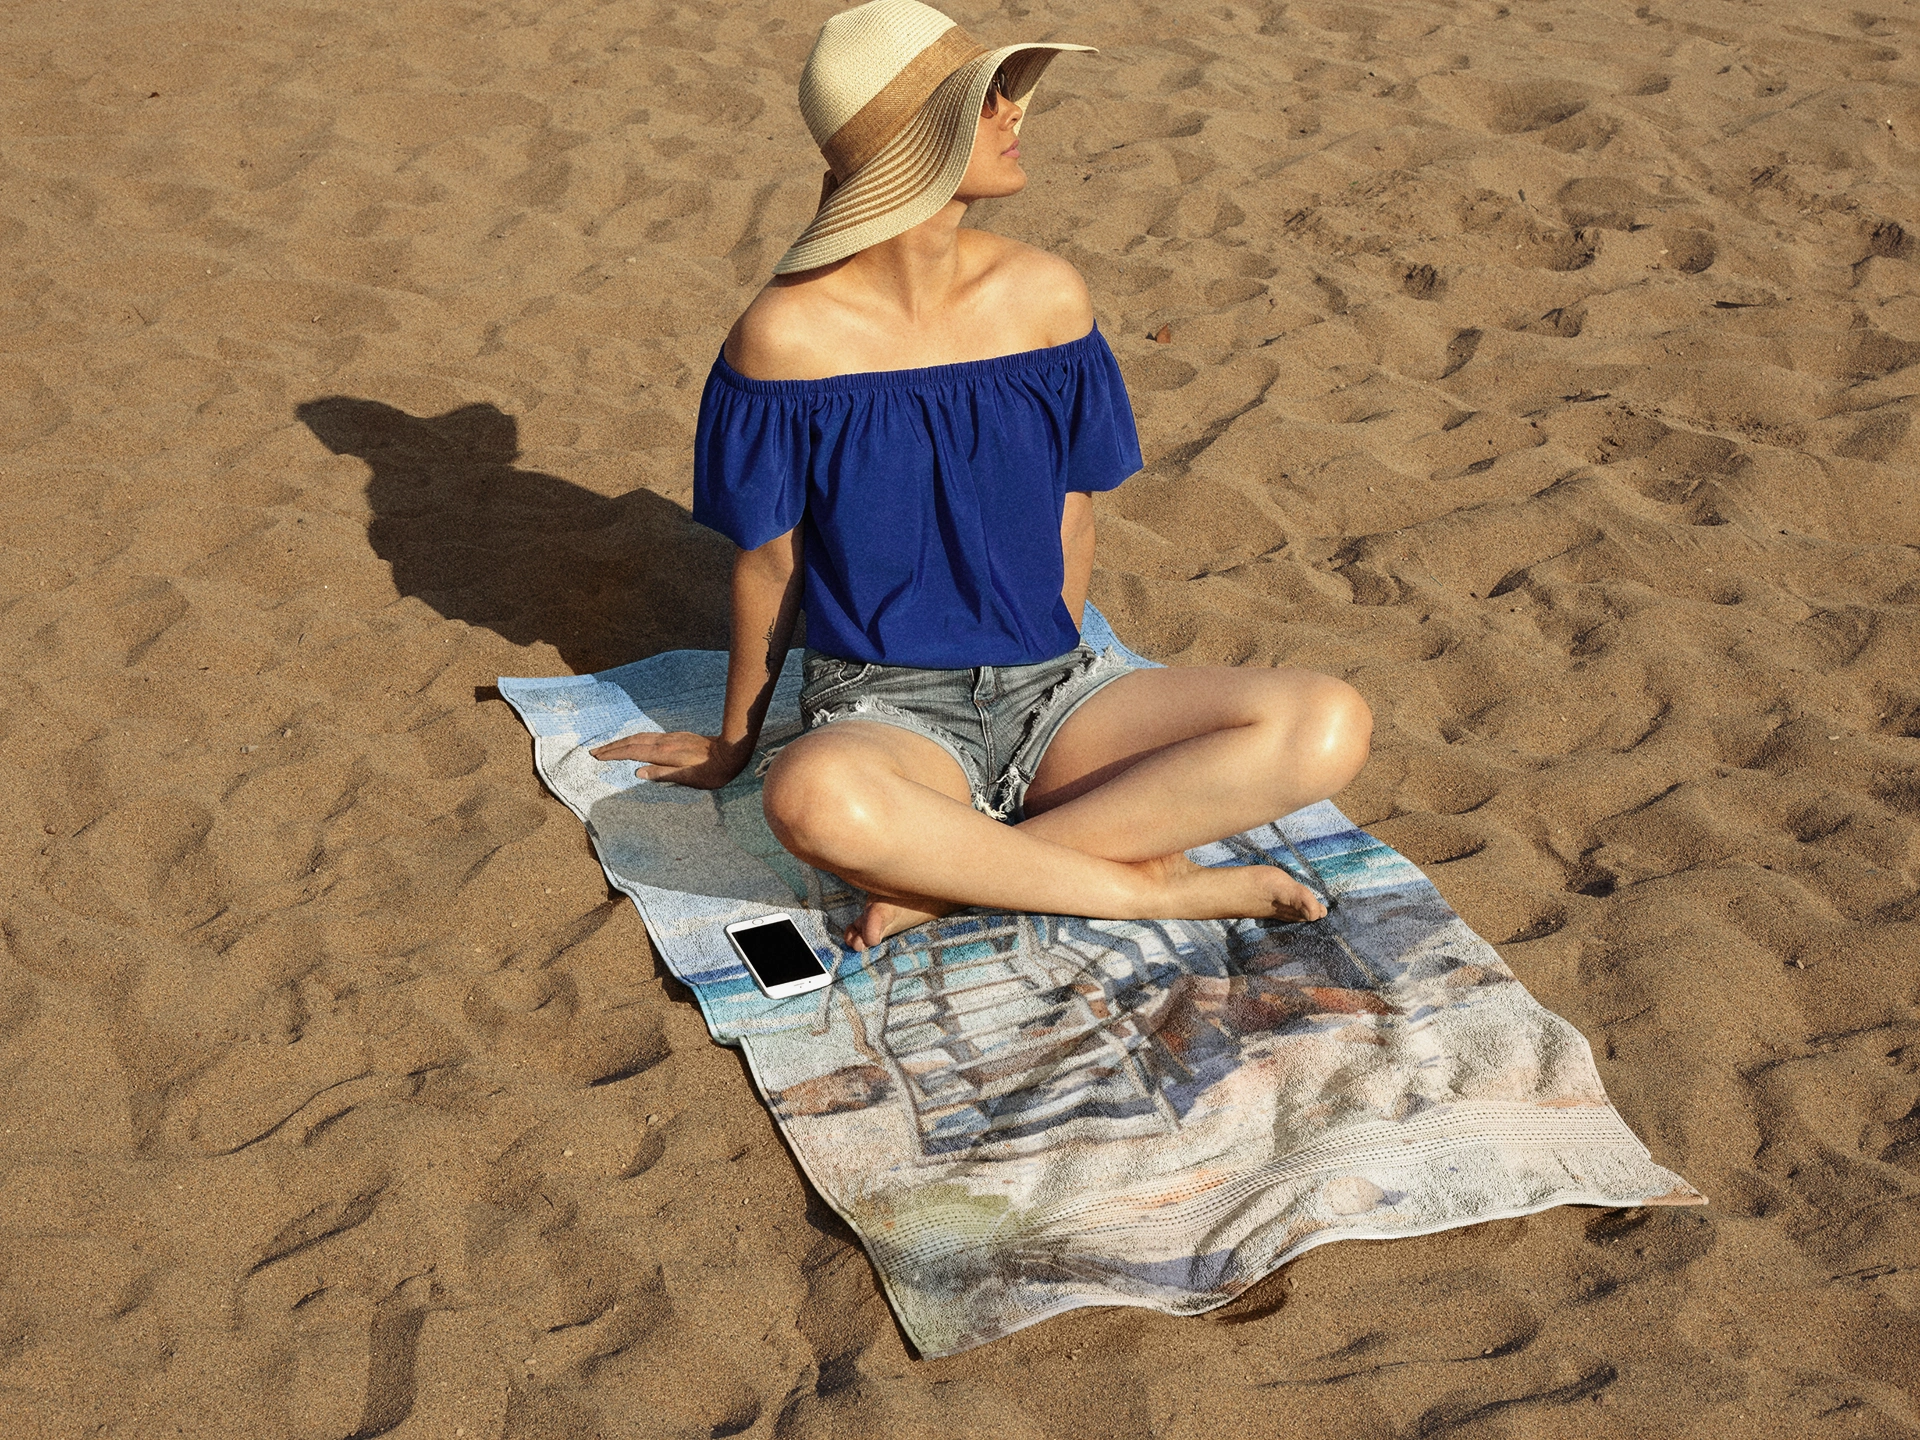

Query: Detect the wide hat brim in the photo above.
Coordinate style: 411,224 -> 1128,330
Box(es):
773,42 -> 1092,276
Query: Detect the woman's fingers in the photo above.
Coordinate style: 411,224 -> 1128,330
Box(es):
587,731 -> 743,790
633,761 -> 690,783
589,730 -> 709,765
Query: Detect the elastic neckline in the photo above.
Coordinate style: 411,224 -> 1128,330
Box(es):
709,324 -> 1104,397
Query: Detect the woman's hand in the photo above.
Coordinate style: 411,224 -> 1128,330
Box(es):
589,531 -> 801,793
588,731 -> 752,790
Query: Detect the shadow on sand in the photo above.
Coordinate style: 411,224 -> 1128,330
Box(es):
296,397 -> 733,673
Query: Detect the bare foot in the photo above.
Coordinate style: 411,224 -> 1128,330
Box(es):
846,891 -> 956,950
1132,854 -> 1328,923
843,858 -> 1324,950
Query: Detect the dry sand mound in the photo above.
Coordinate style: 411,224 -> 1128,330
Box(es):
2,0 -> 1916,1436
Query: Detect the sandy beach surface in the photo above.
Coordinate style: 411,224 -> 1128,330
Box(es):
3,0 -> 1917,1434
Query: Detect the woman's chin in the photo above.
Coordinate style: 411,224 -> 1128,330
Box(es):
958,169 -> 1029,203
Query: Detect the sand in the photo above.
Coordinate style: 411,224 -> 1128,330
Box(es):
2,0 -> 1916,1434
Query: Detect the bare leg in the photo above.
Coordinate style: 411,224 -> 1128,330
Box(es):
849,666 -> 1371,943
1020,665 -> 1373,854
764,720 -> 1328,948
764,666 -> 1372,947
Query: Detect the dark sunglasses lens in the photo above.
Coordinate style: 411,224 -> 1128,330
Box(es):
982,66 -> 1009,116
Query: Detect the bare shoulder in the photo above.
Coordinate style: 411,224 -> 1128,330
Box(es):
723,280 -> 841,381
966,233 -> 1094,347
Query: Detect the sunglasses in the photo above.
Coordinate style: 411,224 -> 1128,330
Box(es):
981,63 -> 1013,118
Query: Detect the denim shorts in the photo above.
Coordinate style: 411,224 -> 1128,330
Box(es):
797,643 -> 1130,821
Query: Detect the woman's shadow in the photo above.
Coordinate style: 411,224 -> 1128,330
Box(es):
296,398 -> 734,673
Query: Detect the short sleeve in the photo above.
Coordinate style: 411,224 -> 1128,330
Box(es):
692,359 -> 811,551
1061,330 -> 1144,494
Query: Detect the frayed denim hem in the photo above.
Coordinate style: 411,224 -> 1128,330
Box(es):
803,697 -> 1003,817
790,642 -> 1131,825
989,645 -> 1130,821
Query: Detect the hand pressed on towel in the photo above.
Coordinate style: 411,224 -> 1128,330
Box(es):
589,527 -> 804,791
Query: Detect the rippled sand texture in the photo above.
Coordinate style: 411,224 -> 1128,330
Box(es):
2,0 -> 1917,1435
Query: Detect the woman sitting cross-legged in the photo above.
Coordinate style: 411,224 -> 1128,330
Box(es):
590,0 -> 1373,951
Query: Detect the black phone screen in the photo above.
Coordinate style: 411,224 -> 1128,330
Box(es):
734,919 -> 828,987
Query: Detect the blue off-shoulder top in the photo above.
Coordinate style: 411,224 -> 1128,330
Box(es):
692,326 -> 1142,669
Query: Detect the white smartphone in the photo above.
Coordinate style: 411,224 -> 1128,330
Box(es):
724,913 -> 834,999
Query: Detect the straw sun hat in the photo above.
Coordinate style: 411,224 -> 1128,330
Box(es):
774,0 -> 1094,275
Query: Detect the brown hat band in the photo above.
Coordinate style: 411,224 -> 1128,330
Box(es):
820,26 -> 988,181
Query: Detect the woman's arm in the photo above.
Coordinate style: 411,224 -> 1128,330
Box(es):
721,528 -> 807,757
589,528 -> 804,788
1060,490 -> 1095,630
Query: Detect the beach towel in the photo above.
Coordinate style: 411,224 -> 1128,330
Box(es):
500,610 -> 1701,1357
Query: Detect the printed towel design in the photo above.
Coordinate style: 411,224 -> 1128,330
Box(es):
500,610 -> 1701,1357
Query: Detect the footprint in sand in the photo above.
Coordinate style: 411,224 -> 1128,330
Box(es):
1370,813 -> 1489,868
1510,305 -> 1585,338
1557,176 -> 1657,230
1123,351 -> 1198,392
1615,429 -> 1744,505
1403,263 -> 1443,301
463,964 -> 671,1086
1834,407 -> 1912,462
1865,219 -> 1911,259
1439,328 -> 1480,378
1423,75 -> 1593,134
1657,228 -> 1717,274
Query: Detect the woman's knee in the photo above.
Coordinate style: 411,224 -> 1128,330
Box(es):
762,740 -> 890,865
1306,676 -> 1373,779
1256,671 -> 1371,781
